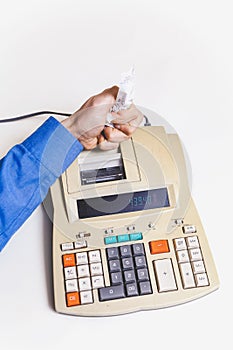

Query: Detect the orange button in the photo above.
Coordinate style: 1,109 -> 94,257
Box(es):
63,254 -> 76,267
149,240 -> 170,254
66,292 -> 80,307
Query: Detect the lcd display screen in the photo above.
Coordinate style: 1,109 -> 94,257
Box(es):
77,188 -> 170,219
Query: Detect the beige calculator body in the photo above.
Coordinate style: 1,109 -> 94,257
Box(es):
50,126 -> 219,316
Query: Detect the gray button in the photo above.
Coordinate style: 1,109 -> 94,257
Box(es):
98,285 -> 125,301
137,268 -> 149,281
135,255 -> 147,269
109,259 -> 121,272
122,257 -> 134,270
126,283 -> 139,297
111,272 -> 123,285
139,281 -> 152,295
119,245 -> 132,257
106,247 -> 119,260
124,269 -> 136,283
132,243 -> 144,256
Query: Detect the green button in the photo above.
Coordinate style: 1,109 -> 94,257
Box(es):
104,236 -> 118,245
129,232 -> 143,241
117,234 -> 130,243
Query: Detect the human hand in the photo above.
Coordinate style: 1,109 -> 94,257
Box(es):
62,86 -> 143,150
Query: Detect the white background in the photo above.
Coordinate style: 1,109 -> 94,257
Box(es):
0,1 -> 232,349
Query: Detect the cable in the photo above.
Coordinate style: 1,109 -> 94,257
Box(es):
0,111 -> 71,123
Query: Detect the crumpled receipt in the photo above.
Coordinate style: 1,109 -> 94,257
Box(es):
105,67 -> 135,127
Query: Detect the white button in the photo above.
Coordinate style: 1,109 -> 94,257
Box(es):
90,262 -> 103,276
74,241 -> 87,249
175,219 -> 183,225
65,279 -> 78,292
77,264 -> 90,278
174,238 -> 187,251
195,273 -> 209,287
78,277 -> 92,291
192,260 -> 206,274
189,248 -> 202,261
88,250 -> 101,263
177,250 -> 190,263
153,259 -> 177,292
92,275 -> 105,289
76,252 -> 88,265
80,291 -> 93,304
64,266 -> 77,280
186,235 -> 199,249
182,225 -> 196,234
61,242 -> 74,251
179,262 -> 195,288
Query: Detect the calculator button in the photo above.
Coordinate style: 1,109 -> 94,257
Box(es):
88,250 -> 101,263
117,234 -> 130,243
189,248 -> 202,262
186,236 -> 199,249
77,264 -> 90,278
92,275 -> 105,289
66,292 -> 80,307
111,272 -> 123,285
76,252 -> 88,265
129,232 -> 143,241
124,270 -> 136,283
63,254 -> 76,267
182,225 -> 196,234
134,255 -> 147,269
149,240 -> 170,254
132,243 -> 145,256
104,236 -> 118,245
61,242 -> 74,251
80,291 -> 93,304
98,285 -> 125,301
119,245 -> 132,257
139,281 -> 152,295
153,259 -> 177,292
179,263 -> 195,288
137,268 -> 149,282
90,262 -> 103,276
126,283 -> 139,297
64,266 -> 77,280
195,273 -> 209,287
74,241 -> 87,249
106,247 -> 119,260
109,259 -> 121,272
65,279 -> 79,293
176,250 -> 190,263
192,260 -> 206,274
78,277 -> 92,291
122,257 -> 134,270
174,238 -> 187,251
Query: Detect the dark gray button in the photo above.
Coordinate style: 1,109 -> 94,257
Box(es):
109,259 -> 121,272
111,272 -> 123,285
106,247 -> 119,260
139,281 -> 152,295
135,255 -> 147,269
122,257 -> 134,270
132,243 -> 144,256
98,285 -> 125,301
119,245 -> 132,257
126,283 -> 139,297
137,268 -> 149,281
124,269 -> 136,283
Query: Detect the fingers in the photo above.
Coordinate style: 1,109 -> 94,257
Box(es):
97,133 -> 119,151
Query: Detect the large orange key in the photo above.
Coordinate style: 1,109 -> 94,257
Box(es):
66,292 -> 80,307
62,254 -> 76,267
149,240 -> 170,254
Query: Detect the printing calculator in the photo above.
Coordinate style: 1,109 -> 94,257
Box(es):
50,125 -> 219,316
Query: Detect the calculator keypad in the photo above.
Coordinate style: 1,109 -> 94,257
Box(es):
98,243 -> 152,302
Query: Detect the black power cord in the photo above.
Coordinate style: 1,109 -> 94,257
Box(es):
0,111 -> 71,123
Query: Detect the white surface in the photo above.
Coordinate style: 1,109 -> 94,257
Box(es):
0,1 -> 232,349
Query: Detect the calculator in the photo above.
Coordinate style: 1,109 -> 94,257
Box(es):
50,125 -> 219,316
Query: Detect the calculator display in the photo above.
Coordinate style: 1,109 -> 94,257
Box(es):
77,188 -> 170,219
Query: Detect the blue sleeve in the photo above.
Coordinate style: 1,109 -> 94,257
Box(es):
0,117 -> 83,251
